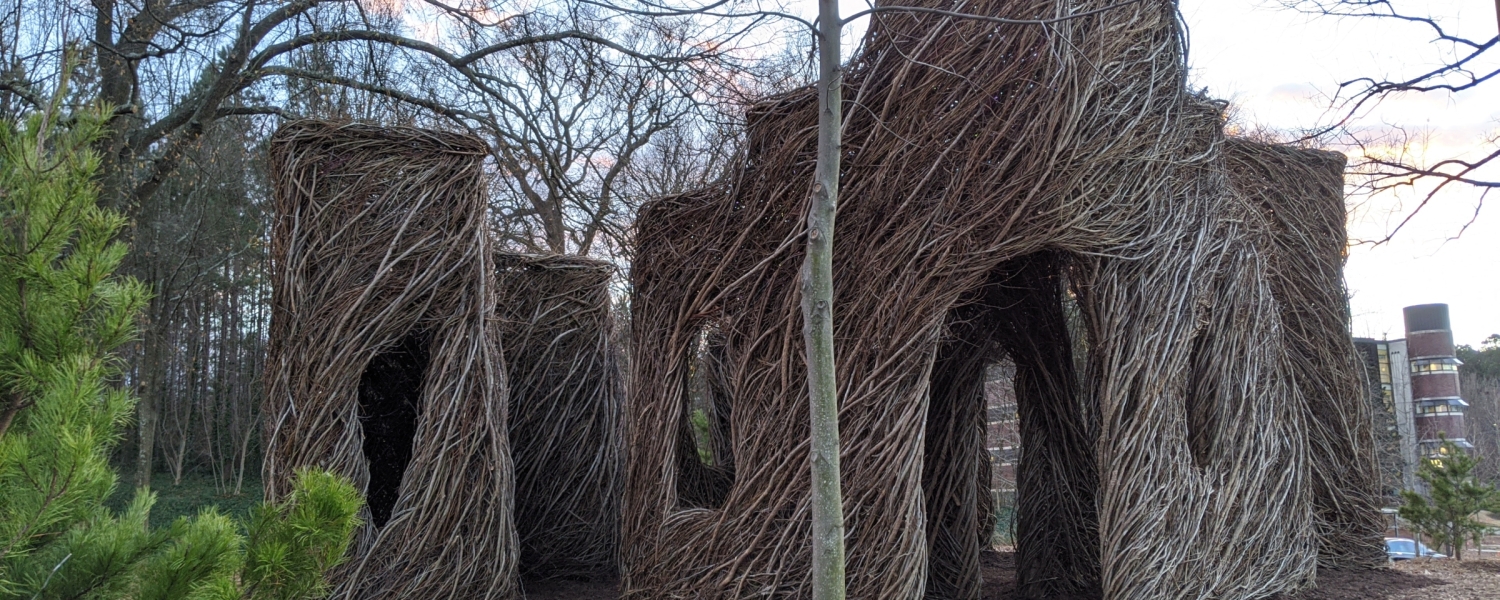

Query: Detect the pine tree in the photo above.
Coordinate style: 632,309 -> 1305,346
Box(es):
1,84 -> 362,599
0,91 -> 146,589
1398,435 -> 1499,560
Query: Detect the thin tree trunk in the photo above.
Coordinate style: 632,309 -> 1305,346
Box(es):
805,1 -> 846,598
210,274 -> 231,492
134,293 -> 164,489
170,304 -> 205,486
134,329 -> 159,489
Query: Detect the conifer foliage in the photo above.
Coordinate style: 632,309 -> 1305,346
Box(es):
0,101 -> 145,589
1,97 -> 362,599
1399,436 -> 1500,560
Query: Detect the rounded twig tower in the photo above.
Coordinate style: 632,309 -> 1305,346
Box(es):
264,121 -> 517,599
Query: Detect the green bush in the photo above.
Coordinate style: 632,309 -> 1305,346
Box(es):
1,95 -> 361,599
1398,436 -> 1499,560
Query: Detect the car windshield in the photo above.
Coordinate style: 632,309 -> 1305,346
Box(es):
1387,540 -> 1416,553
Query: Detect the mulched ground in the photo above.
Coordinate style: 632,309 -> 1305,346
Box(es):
1275,563 -> 1443,600
979,550 -> 1018,599
520,577 -> 619,600
519,553 -> 1500,599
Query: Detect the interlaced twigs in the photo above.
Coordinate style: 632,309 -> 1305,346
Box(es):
264,121 -> 518,600
1225,139 -> 1388,571
624,1 -> 1381,598
496,252 -> 624,581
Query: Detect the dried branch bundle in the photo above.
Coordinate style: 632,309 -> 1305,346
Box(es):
623,1 -> 1381,598
1225,139 -> 1388,570
495,253 -> 623,580
263,121 -> 518,600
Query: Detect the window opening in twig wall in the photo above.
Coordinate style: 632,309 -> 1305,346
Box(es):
677,323 -> 735,509
357,331 -> 431,528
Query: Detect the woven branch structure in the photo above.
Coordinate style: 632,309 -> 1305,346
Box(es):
1224,139 -> 1388,569
264,122 -> 518,599
495,253 -> 623,580
624,1 -> 1384,598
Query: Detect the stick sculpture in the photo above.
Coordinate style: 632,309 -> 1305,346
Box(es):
496,252 -> 623,580
623,0 -> 1383,598
264,122 -> 517,599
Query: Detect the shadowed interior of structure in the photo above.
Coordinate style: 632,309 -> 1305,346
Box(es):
927,252 -> 1101,599
357,331 -> 431,528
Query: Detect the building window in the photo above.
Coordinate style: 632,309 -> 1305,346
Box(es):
1411,358 -> 1460,375
1416,403 -> 1465,416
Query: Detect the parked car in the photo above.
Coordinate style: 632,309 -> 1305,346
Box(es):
1385,537 -> 1447,560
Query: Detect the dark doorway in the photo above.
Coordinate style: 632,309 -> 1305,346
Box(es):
925,252 -> 1101,600
358,331 -> 430,528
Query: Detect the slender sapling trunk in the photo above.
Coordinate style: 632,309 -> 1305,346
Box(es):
804,1 -> 846,598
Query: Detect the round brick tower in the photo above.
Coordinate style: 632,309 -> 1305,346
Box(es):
1403,303 -> 1472,453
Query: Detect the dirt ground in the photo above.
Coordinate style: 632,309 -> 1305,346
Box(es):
520,576 -> 619,600
1281,558 -> 1500,600
519,553 -> 1500,599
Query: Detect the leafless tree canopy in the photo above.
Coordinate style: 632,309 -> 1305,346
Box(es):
0,0 -> 789,496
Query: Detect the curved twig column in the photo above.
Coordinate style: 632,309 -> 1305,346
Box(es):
1226,140 -> 1387,569
495,253 -> 623,580
263,122 -> 517,600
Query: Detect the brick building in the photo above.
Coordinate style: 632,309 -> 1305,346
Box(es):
984,360 -> 1018,493
1354,303 -> 1473,499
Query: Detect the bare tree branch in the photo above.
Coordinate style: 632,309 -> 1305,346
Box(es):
1281,0 -> 1499,243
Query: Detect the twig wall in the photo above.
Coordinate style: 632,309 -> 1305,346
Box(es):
623,1 -> 1382,598
264,121 -> 518,600
1225,139 -> 1388,570
496,252 -> 623,580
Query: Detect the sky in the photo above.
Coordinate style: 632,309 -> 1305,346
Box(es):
804,0 -> 1500,346
1177,0 -> 1499,346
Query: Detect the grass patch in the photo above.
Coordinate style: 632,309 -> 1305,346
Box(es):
106,470 -> 264,529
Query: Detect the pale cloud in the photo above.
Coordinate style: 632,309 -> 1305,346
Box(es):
1265,82 -> 1322,104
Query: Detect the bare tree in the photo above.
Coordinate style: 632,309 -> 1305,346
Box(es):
1281,0 -> 1499,239
1,0 -> 776,488
473,10 -> 693,255
458,6 -> 802,257
805,0 -> 844,594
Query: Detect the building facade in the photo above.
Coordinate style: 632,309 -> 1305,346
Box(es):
1355,303 -> 1472,500
1404,304 -> 1473,454
1354,338 -> 1410,497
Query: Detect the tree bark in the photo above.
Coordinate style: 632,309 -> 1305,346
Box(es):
0,395 -> 33,439
804,1 -> 846,598
134,298 -> 163,489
